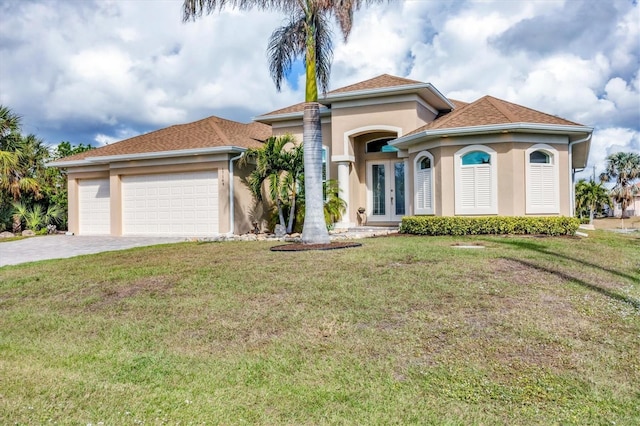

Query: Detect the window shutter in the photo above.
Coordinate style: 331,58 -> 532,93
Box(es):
415,168 -> 433,214
527,163 -> 558,213
475,165 -> 492,208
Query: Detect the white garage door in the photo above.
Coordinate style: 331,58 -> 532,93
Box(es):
78,178 -> 111,235
122,171 -> 218,236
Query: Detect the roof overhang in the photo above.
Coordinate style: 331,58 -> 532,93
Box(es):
254,105 -> 331,124
47,146 -> 250,168
322,83 -> 455,111
391,123 -> 594,150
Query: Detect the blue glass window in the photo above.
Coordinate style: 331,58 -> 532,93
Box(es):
462,151 -> 491,165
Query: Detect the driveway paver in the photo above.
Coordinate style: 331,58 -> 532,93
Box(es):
0,235 -> 186,267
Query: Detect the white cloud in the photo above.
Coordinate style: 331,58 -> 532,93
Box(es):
0,0 -> 637,171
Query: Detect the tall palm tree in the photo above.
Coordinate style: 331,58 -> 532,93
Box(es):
599,152 -> 640,219
183,0 -> 385,244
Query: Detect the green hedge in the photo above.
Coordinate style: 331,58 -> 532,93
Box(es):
399,216 -> 580,236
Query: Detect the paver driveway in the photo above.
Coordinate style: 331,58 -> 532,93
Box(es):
0,235 -> 186,267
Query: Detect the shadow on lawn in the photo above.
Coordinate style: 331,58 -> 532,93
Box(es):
487,238 -> 640,310
502,257 -> 640,310
490,238 -> 639,285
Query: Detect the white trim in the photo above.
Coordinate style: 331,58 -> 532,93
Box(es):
454,145 -> 498,215
414,151 -> 435,215
404,133 -> 569,154
525,144 -> 560,214
49,146 -> 247,167
392,123 -> 593,149
343,125 -> 403,160
322,82 -> 454,111
331,154 -> 355,163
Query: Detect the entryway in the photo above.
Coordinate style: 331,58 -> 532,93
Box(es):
366,160 -> 406,222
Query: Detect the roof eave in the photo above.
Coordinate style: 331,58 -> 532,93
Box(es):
254,106 -> 331,124
323,83 -> 455,111
391,123 -> 594,149
47,146 -> 249,168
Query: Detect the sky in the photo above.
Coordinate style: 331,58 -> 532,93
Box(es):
1,0 -> 638,180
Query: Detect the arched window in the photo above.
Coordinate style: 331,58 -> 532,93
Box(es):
454,145 -> 497,215
414,151 -> 434,215
366,138 -> 398,153
526,145 -> 559,214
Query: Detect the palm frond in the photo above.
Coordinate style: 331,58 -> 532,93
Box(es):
268,14 -> 306,91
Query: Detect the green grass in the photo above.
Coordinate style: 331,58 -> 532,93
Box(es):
1,231 -> 639,424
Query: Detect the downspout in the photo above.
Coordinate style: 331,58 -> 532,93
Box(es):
568,135 -> 591,217
228,152 -> 244,236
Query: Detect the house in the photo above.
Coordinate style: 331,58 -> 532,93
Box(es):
612,183 -> 640,217
50,74 -> 593,236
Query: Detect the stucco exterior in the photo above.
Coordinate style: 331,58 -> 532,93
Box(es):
51,74 -> 593,236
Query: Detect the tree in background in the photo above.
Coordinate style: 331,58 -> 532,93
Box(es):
0,105 -> 92,233
599,152 -> 640,219
183,0 -> 386,244
574,179 -> 610,224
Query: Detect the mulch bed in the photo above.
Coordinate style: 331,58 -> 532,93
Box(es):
270,241 -> 362,252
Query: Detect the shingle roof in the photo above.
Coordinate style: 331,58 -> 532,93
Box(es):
258,74 -> 426,117
405,95 -> 582,136
328,74 -> 423,94
60,115 -> 271,162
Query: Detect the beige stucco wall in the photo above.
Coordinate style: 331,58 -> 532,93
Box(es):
65,156 -> 267,236
407,136 -> 571,217
331,101 -> 432,158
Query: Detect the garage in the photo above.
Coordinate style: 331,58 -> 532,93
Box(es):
78,178 -> 111,235
121,171 -> 219,237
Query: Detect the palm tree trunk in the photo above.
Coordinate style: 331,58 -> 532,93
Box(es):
300,20 -> 329,244
301,103 -> 329,244
287,188 -> 296,234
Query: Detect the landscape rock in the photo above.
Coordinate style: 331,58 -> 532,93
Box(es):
0,231 -> 15,238
274,224 -> 286,238
22,230 -> 36,237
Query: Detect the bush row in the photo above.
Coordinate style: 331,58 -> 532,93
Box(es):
399,216 -> 581,236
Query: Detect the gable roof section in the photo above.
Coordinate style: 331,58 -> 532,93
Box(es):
328,74 -> 423,94
256,74 -> 454,122
407,95 -> 582,135
392,95 -> 593,168
51,115 -> 271,166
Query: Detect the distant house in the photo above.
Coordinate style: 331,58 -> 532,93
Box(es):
611,183 -> 640,217
50,74 -> 593,236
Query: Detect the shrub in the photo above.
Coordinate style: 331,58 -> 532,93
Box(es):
399,216 -> 580,236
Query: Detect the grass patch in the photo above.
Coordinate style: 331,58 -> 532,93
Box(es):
1,231 -> 639,424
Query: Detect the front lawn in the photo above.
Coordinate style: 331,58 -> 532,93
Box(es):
1,231 -> 638,424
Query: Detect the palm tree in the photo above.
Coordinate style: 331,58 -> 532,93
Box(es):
240,134 -> 303,233
599,152 -> 640,219
574,179 -> 610,224
183,0 -> 385,244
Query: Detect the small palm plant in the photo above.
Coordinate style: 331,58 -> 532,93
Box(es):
12,202 -> 63,234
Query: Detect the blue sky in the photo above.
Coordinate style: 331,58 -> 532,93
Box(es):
0,0 -> 638,180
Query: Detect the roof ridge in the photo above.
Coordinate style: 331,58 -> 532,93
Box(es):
206,116 -> 233,146
427,97 -> 478,129
484,95 -> 518,122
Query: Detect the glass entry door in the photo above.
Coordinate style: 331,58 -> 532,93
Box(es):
366,160 -> 406,222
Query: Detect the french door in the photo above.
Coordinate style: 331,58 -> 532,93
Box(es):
366,160 -> 406,222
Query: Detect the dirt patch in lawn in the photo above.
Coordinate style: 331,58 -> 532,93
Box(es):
82,276 -> 176,310
270,241 -> 362,251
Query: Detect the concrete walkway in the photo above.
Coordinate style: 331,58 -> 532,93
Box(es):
0,235 -> 187,267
